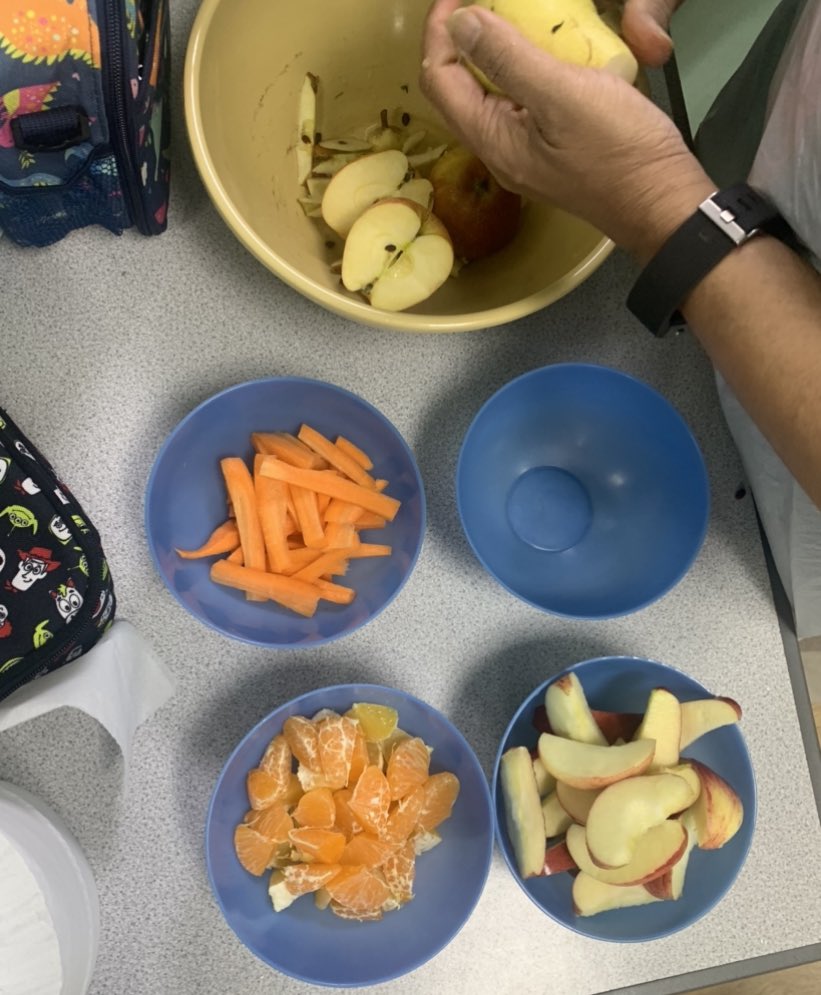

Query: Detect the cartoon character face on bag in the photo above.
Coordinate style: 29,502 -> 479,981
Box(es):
10,547 -> 60,592
0,603 -> 10,638
14,440 -> 34,460
0,548 -> 4,575
0,458 -> 10,485
51,579 -> 83,623
48,516 -> 73,545
16,477 -> 40,496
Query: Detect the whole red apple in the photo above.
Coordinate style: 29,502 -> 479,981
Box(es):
429,146 -> 521,262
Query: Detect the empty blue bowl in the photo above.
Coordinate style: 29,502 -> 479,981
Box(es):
206,684 -> 494,987
493,656 -> 756,942
457,364 -> 709,619
145,377 -> 425,647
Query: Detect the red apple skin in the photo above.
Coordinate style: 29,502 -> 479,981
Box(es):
429,146 -> 521,262
541,840 -> 578,876
532,704 -> 642,744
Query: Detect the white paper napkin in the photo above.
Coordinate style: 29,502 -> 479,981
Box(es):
0,620 -> 174,770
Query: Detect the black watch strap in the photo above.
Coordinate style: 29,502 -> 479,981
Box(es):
627,183 -> 789,337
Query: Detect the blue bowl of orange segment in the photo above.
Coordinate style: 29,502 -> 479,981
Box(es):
206,684 -> 494,986
144,377 -> 425,646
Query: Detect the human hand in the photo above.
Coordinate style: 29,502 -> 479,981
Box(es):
620,0 -> 684,67
419,0 -> 712,260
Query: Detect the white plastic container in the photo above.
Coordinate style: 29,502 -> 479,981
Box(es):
0,782 -> 99,995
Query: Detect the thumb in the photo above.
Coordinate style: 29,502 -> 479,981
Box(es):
621,0 -> 682,66
447,6 -> 574,107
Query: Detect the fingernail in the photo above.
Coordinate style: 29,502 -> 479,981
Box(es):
447,9 -> 483,53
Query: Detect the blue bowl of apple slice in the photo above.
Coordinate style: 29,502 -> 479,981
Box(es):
492,656 -> 756,941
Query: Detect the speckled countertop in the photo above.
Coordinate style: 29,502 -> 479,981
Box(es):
1,3 -> 821,994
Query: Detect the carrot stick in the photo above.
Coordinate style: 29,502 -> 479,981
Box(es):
291,485 -> 325,549
354,512 -> 387,529
259,458 -> 401,521
227,547 -> 245,564
176,520 -> 240,559
211,559 -> 320,617
292,544 -> 391,583
221,458 -> 266,599
252,432 -> 328,469
316,492 -> 332,516
254,455 -> 291,574
298,424 -> 376,489
323,522 -> 360,549
323,498 -> 366,524
315,579 -> 356,605
335,435 -> 373,471
281,547 -> 329,574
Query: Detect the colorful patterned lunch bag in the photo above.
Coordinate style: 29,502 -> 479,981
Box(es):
0,407 -> 116,703
0,0 -> 170,246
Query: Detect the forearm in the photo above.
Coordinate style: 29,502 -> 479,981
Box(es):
679,234 -> 821,508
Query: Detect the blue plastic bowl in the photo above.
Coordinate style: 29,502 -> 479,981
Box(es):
206,684 -> 494,987
144,377 -> 425,647
457,364 -> 709,619
493,657 -> 756,942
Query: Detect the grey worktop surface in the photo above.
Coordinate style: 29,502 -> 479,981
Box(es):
1,2 -> 821,993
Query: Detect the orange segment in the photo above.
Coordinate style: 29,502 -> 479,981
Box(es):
339,834 -> 396,868
325,864 -> 393,913
382,841 -> 416,904
333,788 -> 360,841
282,773 -> 304,807
317,715 -> 358,790
293,787 -> 336,828
418,771 -> 460,830
247,767 -> 290,811
348,728 -> 370,786
283,715 -> 323,773
246,802 -> 293,843
349,765 -> 391,838
349,702 -> 398,742
281,862 -> 342,896
386,736 -> 430,800
330,901 -> 383,921
260,734 -> 293,782
234,823 -> 276,876
384,784 -> 425,845
288,827 -> 347,864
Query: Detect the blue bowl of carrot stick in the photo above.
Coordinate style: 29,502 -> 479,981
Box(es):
144,377 -> 425,647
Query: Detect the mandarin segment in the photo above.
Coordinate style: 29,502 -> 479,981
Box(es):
260,734 -> 293,782
288,826 -> 347,864
317,715 -> 358,789
281,862 -> 342,896
386,736 -> 430,800
340,833 -> 396,868
349,765 -> 392,837
333,787 -> 361,841
348,728 -> 370,785
325,864 -> 393,913
418,771 -> 460,830
382,840 -> 416,904
247,802 -> 293,843
293,787 -> 336,828
384,784 -> 425,845
247,767 -> 289,811
330,901 -> 383,921
234,823 -> 276,876
349,702 -> 399,742
283,715 -> 324,772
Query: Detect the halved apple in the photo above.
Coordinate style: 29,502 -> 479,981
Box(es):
397,177 -> 434,212
565,821 -> 686,887
633,687 -> 681,770
321,149 -> 410,237
572,872 -> 660,917
499,746 -> 547,878
586,772 -> 697,868
688,760 -> 744,849
537,733 -> 655,790
342,198 -> 453,312
644,814 -> 698,900
555,780 -> 602,826
545,673 -> 608,746
541,790 -> 573,838
679,697 -> 742,750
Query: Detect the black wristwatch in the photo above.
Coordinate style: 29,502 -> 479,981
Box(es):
626,183 -> 790,337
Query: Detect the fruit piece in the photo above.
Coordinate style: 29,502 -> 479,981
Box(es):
342,199 -> 454,312
365,109 -> 403,151
325,864 -> 394,913
537,733 -> 655,790
632,688 -> 682,770
247,767 -> 289,811
347,728 -> 370,785
234,823 -> 277,876
281,862 -> 342,897
332,787 -> 360,841
665,762 -> 701,807
411,827 -> 442,854
417,771 -> 460,831
316,714 -> 358,790
532,755 -> 556,797
259,733 -> 293,786
349,702 -> 399,742
688,760 -> 744,849
542,839 -> 577,876
397,177 -> 434,212
541,790 -> 572,838
586,772 -> 697,868
268,870 -> 300,911
296,72 -> 318,185
349,765 -> 392,837
565,821 -> 687,886
679,697 -> 742,750
292,787 -> 336,829
555,781 -> 602,826
572,873 -> 661,917
644,815 -> 698,900
384,784 -> 425,845
339,833 -> 395,867
288,827 -> 347,864
499,746 -> 545,878
329,901 -> 384,921
321,149 -> 409,237
591,709 -> 644,745
545,672 -> 608,746
386,736 -> 430,800
382,840 -> 416,904
283,715 -> 323,773
429,145 -> 521,263
245,803 -> 293,844
314,887 -> 332,910
281,773 -> 304,807
470,0 -> 638,92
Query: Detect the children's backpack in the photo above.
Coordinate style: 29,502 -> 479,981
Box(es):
0,407 -> 116,703
0,0 -> 170,246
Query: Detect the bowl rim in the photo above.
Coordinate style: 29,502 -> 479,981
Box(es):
205,682 -> 496,986
491,655 -> 758,942
183,0 -> 615,334
455,362 -> 710,619
143,376 -> 427,648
